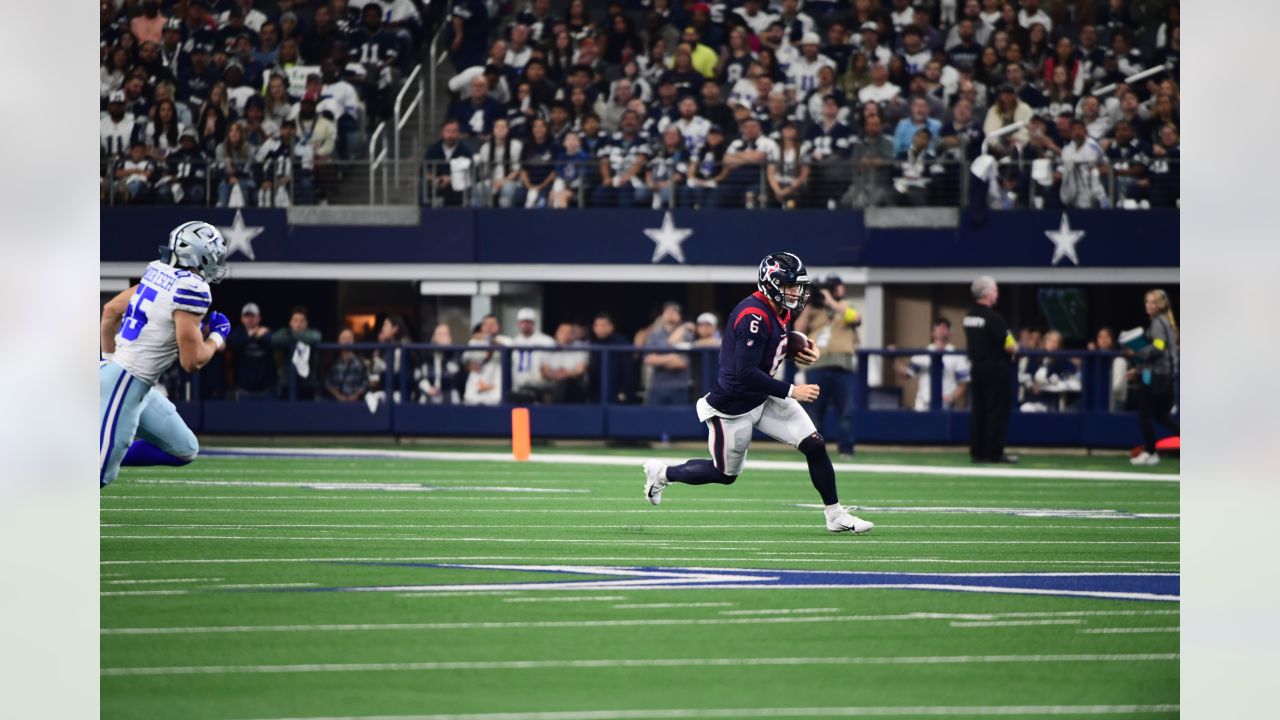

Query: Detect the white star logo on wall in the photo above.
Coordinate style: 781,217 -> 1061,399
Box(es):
644,211 -> 693,263
220,209 -> 265,261
1045,212 -> 1085,266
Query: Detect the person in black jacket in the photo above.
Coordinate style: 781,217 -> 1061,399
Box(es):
963,275 -> 1019,463
226,302 -> 276,399
585,312 -> 636,404
1126,289 -> 1180,465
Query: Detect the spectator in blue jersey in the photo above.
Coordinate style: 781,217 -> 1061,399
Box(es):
114,142 -> 157,204
682,124 -> 729,208
423,119 -> 474,207
1106,120 -> 1149,205
448,0 -> 490,71
155,128 -> 209,205
894,127 -> 943,206
551,130 -> 591,209
891,97 -> 941,157
593,110 -> 652,207
1145,124 -> 1179,208
643,302 -> 692,406
257,119 -> 315,206
449,75 -> 506,139
647,126 -> 689,209
946,18 -> 984,71
253,21 -> 281,67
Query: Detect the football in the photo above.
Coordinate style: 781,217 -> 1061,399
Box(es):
785,330 -> 812,358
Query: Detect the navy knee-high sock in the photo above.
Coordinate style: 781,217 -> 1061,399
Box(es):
665,459 -> 736,485
121,439 -> 192,467
799,434 -> 839,505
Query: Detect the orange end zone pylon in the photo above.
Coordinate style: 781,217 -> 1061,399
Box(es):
511,407 -> 531,461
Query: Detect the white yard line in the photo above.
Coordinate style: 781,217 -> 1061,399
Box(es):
205,446 -> 1181,483
98,523 -> 1180,530
503,596 -> 627,604
1079,627 -> 1180,634
132,479 -> 589,493
98,507 -> 1179,516
719,608 -> 839,616
235,705 -> 1181,720
98,534 -> 1179,546
101,577 -> 221,585
611,603 -> 735,609
949,619 -> 1084,628
100,653 -> 1179,677
100,610 -> 1178,636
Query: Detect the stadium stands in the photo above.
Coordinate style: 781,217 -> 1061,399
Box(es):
100,0 -> 1179,210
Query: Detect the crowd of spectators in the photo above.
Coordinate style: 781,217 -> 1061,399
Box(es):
424,0 -> 1180,210
100,0 -> 431,206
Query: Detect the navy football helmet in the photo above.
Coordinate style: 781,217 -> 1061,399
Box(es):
757,252 -> 812,313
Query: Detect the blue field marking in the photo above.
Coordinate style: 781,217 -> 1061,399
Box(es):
301,563 -> 1180,602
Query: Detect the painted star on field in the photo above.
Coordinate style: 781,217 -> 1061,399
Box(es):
644,211 -> 693,264
1045,212 -> 1085,266
220,209 -> 265,261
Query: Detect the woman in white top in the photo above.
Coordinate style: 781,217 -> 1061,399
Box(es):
472,118 -> 524,207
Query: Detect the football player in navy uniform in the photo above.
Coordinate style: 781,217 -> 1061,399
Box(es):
643,253 -> 875,534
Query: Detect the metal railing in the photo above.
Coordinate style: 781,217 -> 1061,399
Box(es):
392,63 -> 425,190
368,122 -> 389,204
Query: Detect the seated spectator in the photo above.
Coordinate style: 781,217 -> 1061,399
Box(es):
593,110 -> 652,207
473,117 -> 524,208
594,77 -> 633,133
505,23 -> 534,72
647,126 -> 689,209
101,91 -> 140,158
983,85 -> 1033,154
767,123 -> 810,209
215,121 -> 259,207
423,119 -> 474,207
551,130 -> 591,209
643,302 -> 691,406
155,128 -> 209,205
325,329 -> 370,402
509,307 -> 556,403
1020,330 -> 1081,412
585,312 -> 636,404
227,302 -> 276,400
896,318 -> 971,411
263,74 -> 294,128
240,98 -> 276,148
1106,120 -> 1150,206
369,316 -> 413,403
114,142 -> 157,204
146,99 -> 186,159
272,306 -> 322,400
540,323 -> 590,404
463,314 -> 506,406
416,323 -> 463,405
519,117 -> 558,208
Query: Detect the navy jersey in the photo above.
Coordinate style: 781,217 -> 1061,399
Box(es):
706,291 -> 794,415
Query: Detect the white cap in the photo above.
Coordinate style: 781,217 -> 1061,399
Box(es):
800,32 -> 822,46
241,302 -> 261,316
516,307 -> 538,322
696,312 -> 718,326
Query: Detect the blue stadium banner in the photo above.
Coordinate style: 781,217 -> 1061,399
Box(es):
101,208 -> 1178,268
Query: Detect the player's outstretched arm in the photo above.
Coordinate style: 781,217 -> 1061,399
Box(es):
100,285 -> 138,356
175,310 -> 228,374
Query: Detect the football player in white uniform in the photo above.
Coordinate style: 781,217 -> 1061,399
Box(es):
99,221 -> 231,487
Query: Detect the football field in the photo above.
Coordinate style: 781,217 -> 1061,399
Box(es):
101,446 -> 1180,720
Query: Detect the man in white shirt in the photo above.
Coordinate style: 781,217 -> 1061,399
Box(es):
505,23 -> 533,71
858,22 -> 893,67
540,323 -> 591,404
1058,119 -> 1109,208
101,91 -> 138,158
888,0 -> 915,33
858,63 -> 901,106
659,96 -> 712,154
786,32 -> 837,95
900,318 -> 971,411
510,307 -> 556,402
716,118 -> 780,207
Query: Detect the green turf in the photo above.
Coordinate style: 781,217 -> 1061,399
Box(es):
101,449 -> 1179,720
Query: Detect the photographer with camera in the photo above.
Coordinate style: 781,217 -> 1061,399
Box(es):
793,273 -> 862,458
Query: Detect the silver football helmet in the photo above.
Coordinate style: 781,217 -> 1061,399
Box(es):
161,220 -> 228,283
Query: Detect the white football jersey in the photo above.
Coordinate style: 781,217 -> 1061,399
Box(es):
113,261 -> 211,385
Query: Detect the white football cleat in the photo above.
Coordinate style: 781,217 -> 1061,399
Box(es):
825,506 -> 874,534
1130,451 -> 1160,466
643,460 -> 669,505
